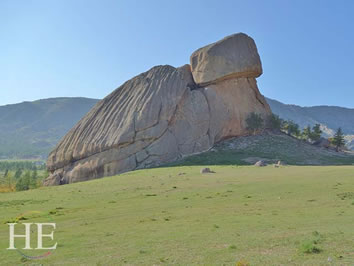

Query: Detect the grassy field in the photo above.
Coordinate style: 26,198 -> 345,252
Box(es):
1,165 -> 354,265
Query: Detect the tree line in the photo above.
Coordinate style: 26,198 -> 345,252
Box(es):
0,161 -> 47,192
246,113 -> 346,151
0,160 -> 46,171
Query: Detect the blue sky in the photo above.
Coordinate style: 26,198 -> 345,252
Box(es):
1,0 -> 353,107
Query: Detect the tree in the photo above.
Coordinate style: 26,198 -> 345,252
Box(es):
30,169 -> 38,189
3,169 -> 8,178
332,127 -> 345,152
3,171 -> 14,191
15,171 -> 31,191
302,125 -> 312,141
281,120 -> 290,135
14,168 -> 23,179
246,112 -> 264,135
282,120 -> 300,137
311,124 -> 322,142
266,114 -> 283,131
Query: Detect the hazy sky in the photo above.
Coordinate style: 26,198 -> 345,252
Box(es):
1,0 -> 353,107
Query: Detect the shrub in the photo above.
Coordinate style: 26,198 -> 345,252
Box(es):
236,260 -> 250,266
266,113 -> 283,131
300,240 -> 321,254
299,231 -> 323,254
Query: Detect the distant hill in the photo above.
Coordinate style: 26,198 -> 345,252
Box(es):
0,96 -> 353,160
266,98 -> 354,135
266,98 -> 354,150
0,97 -> 99,159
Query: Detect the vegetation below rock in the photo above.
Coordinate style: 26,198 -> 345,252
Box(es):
169,131 -> 354,167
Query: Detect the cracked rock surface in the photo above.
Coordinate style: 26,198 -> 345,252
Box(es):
44,33 -> 271,186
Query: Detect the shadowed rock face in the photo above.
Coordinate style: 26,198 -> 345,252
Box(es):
44,33 -> 271,186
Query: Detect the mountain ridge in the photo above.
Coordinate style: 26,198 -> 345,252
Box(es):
266,97 -> 354,136
0,97 -> 99,159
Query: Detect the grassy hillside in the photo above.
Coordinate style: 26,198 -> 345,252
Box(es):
1,165 -> 354,265
0,97 -> 99,159
170,131 -> 354,167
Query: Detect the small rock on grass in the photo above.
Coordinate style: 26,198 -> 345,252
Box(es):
254,160 -> 266,167
200,168 -> 215,174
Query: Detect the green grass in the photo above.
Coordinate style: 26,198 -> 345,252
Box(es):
1,165 -> 354,265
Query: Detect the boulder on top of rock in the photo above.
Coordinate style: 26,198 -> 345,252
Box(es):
190,33 -> 262,86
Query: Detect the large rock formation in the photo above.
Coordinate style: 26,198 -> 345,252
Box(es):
44,33 -> 271,185
190,33 -> 262,86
